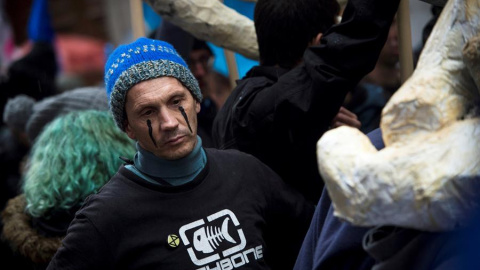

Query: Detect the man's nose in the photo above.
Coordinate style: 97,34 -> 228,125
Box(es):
158,108 -> 179,130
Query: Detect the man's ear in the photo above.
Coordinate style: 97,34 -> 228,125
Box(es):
124,120 -> 136,140
309,33 -> 323,46
195,100 -> 201,114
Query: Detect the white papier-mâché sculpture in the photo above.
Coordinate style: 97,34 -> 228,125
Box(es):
145,0 -> 258,60
316,0 -> 480,231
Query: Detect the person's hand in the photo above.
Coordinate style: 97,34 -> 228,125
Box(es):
331,107 -> 361,129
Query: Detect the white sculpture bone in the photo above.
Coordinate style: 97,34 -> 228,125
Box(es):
144,0 -> 259,60
316,0 -> 480,231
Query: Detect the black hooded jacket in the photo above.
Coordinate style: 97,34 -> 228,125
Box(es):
212,0 -> 401,204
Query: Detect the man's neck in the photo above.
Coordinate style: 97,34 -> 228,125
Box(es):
132,136 -> 207,185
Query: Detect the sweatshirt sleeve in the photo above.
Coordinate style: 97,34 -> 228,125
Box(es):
47,213 -> 112,270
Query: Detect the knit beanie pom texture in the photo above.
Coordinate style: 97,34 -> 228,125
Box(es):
104,37 -> 202,130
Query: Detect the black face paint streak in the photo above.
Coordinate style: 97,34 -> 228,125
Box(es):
147,119 -> 158,148
178,106 -> 193,133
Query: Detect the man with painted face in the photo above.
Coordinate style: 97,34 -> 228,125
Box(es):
46,37 -> 314,270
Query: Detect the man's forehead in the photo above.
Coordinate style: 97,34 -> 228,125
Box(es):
135,77 -> 186,91
127,77 -> 190,102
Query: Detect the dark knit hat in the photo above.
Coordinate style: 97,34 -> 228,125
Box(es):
104,37 -> 202,131
26,86 -> 109,142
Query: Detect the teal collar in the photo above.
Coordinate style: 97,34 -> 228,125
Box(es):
132,136 -> 207,186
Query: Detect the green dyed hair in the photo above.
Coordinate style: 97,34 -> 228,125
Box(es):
23,110 -> 136,218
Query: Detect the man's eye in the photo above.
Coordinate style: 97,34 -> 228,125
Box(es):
173,100 -> 181,106
143,109 -> 153,116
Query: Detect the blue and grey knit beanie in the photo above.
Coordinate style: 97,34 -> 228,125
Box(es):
104,37 -> 202,130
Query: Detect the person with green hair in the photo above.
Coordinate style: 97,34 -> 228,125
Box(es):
1,110 -> 136,270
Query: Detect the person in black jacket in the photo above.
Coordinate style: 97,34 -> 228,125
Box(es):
212,0 -> 400,205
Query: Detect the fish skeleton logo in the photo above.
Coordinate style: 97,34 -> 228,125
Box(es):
179,209 -> 247,266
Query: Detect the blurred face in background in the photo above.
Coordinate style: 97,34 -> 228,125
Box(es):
188,48 -> 213,90
378,15 -> 399,67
